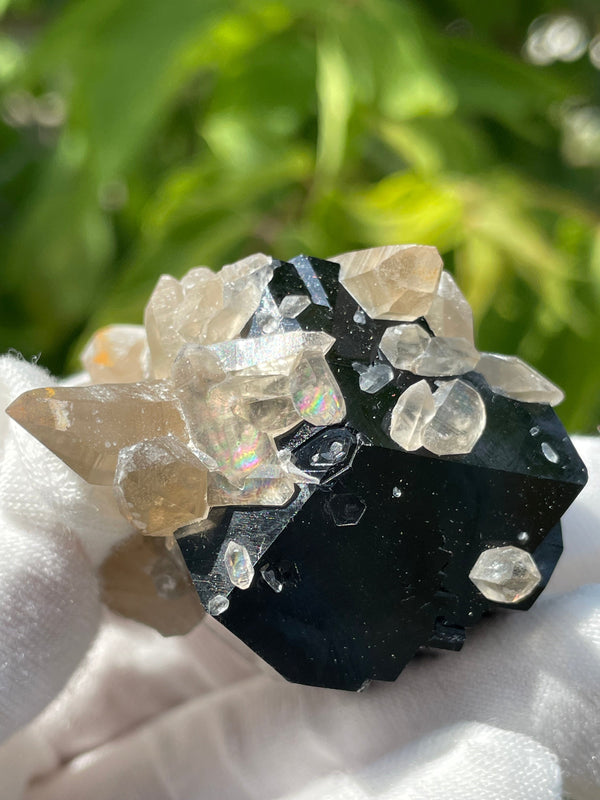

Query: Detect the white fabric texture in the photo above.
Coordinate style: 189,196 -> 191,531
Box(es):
0,355 -> 598,800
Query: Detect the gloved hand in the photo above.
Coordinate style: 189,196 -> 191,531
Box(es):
0,354 -> 598,800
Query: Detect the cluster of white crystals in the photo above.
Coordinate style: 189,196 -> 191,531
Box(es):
469,546 -> 542,603
7,253 -> 345,571
333,245 -> 564,456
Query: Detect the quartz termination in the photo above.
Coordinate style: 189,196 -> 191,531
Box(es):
4,245 -> 586,689
469,546 -> 542,603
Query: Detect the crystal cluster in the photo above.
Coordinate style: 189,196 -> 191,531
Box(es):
5,245 -> 587,689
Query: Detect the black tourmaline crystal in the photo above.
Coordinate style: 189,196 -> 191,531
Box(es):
177,255 -> 587,691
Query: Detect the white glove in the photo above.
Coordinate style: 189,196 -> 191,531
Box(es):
0,355 -> 598,800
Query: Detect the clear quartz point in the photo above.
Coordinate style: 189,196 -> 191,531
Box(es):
421,379 -> 486,456
425,271 -> 474,343
476,353 -> 564,406
414,336 -> 480,377
379,324 -> 430,371
353,307 -> 366,325
260,566 -> 283,593
356,362 -> 394,393
541,442 -> 560,463
334,245 -> 443,321
114,436 -> 209,536
206,330 -> 334,374
469,546 -> 541,603
6,381 -> 187,485
224,540 -> 254,589
81,324 -> 149,383
389,380 -> 435,451
208,594 -> 229,616
279,294 -> 311,318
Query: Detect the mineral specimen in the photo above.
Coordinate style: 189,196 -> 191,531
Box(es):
389,380 -> 435,451
476,353 -> 564,406
425,271 -> 474,343
5,245 -> 587,690
469,546 -> 542,603
81,324 -> 148,383
333,245 -> 443,320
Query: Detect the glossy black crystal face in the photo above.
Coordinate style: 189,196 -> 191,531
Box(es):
177,255 -> 588,691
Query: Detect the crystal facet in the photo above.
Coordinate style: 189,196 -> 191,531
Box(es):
224,540 -> 254,589
144,254 -> 273,378
279,294 -> 311,318
206,330 -> 334,374
335,245 -> 443,321
421,379 -> 486,456
100,533 -> 205,635
379,324 -> 431,370
6,382 -> 187,484
208,594 -> 230,616
81,324 -> 148,383
425,271 -> 475,343
355,362 -> 394,393
389,379 -> 435,451
476,353 -> 564,406
469,546 -> 542,603
541,441 -> 560,463
414,336 -> 479,377
114,436 -> 209,536
290,351 -> 346,426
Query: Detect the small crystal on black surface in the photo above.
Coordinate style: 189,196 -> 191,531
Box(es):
7,246 -> 587,685
177,254 -> 587,690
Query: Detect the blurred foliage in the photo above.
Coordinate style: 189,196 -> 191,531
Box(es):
0,0 -> 599,432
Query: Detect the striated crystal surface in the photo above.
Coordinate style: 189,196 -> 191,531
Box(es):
6,382 -> 187,484
421,379 -> 486,455
476,353 -> 564,406
207,330 -> 334,374
81,324 -> 148,384
354,362 -> 394,394
144,275 -> 186,379
334,245 -> 443,321
425,271 -> 474,343
101,533 -> 205,635
469,546 -> 542,603
114,436 -> 209,536
224,540 -> 254,589
414,336 -> 480,377
279,294 -> 311,318
389,380 -> 435,451
379,324 -> 431,370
